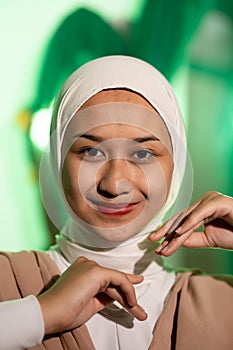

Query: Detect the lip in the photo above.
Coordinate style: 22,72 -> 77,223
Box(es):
91,201 -> 140,216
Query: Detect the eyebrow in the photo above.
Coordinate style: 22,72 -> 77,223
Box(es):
133,136 -> 160,143
76,133 -> 160,143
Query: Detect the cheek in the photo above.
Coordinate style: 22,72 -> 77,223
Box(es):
145,157 -> 173,209
78,161 -> 102,195
161,154 -> 174,194
62,157 -> 101,208
62,156 -> 82,199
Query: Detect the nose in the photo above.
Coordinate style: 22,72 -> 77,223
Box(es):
97,159 -> 133,199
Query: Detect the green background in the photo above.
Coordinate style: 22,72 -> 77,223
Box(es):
0,0 -> 232,273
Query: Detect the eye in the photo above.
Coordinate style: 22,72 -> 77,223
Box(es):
132,149 -> 153,160
85,147 -> 105,159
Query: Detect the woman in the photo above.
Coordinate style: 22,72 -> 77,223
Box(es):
0,55 -> 233,350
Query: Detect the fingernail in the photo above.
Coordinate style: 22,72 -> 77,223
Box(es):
138,305 -> 148,319
155,245 -> 162,254
160,246 -> 168,254
149,232 -> 156,239
175,226 -> 182,233
156,250 -> 162,256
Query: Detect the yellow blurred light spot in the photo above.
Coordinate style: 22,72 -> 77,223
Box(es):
16,109 -> 32,130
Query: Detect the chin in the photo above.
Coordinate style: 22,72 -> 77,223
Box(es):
87,220 -> 147,243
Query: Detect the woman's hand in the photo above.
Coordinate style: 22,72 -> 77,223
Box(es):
37,256 -> 147,334
149,191 -> 233,256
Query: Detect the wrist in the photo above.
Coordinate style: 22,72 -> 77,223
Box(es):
37,293 -> 61,334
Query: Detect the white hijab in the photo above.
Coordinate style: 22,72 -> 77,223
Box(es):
40,55 -> 192,268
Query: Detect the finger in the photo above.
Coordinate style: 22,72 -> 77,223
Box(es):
101,271 -> 147,321
117,274 -> 144,307
175,218 -> 207,236
127,304 -> 147,321
155,214 -> 208,254
107,274 -> 138,307
174,192 -> 231,234
156,222 -> 214,255
155,238 -> 170,254
94,292 -> 115,311
103,286 -> 147,321
175,208 -> 215,235
156,231 -> 191,256
149,204 -> 200,241
149,220 -> 172,241
126,274 -> 144,285
182,231 -> 210,248
154,217 -> 202,255
98,269 -> 141,307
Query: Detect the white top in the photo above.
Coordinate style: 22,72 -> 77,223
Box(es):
0,295 -> 44,350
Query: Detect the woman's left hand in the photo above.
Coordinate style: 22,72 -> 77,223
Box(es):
149,191 -> 233,256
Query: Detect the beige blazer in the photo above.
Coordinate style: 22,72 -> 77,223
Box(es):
0,251 -> 233,350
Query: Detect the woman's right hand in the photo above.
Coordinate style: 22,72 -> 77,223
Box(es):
37,256 -> 147,334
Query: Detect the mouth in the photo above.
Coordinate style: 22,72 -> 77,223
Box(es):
90,201 -> 140,216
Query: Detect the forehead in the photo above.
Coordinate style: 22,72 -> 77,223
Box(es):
77,90 -> 170,145
62,96 -> 173,155
79,89 -> 156,111
76,123 -> 157,139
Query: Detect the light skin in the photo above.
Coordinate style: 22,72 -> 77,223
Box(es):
38,89 -> 233,335
38,89 -> 173,334
149,191 -> 233,256
38,257 -> 146,334
61,89 -> 173,242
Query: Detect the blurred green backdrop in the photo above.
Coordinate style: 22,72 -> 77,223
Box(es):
0,0 -> 232,273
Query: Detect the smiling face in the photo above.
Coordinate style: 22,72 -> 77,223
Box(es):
61,89 -> 174,242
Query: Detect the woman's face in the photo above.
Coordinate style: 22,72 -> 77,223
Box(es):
61,90 -> 174,242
